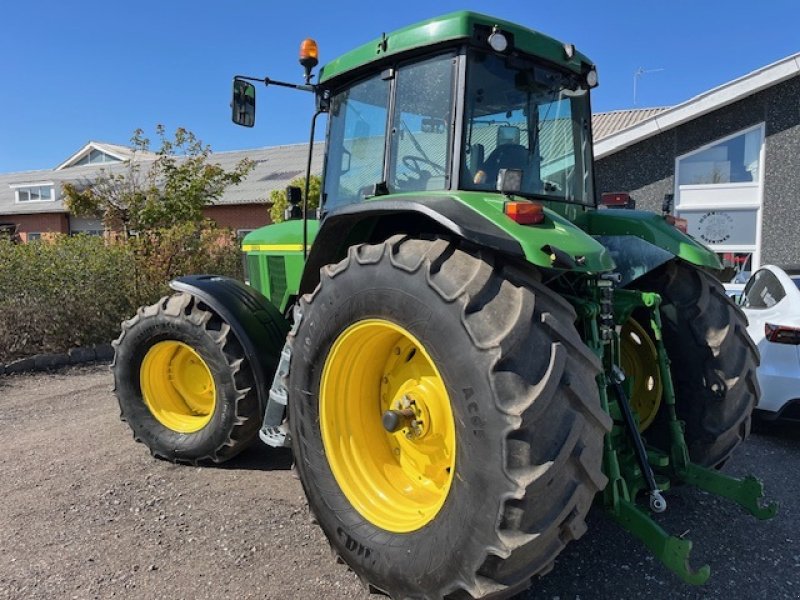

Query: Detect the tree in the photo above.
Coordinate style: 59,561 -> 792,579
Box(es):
269,175 -> 322,224
63,126 -> 254,236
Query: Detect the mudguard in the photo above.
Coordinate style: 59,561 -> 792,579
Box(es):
299,193 -> 614,295
575,209 -> 723,286
170,275 -> 290,414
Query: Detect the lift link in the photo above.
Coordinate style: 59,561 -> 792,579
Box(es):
609,365 -> 666,513
573,287 -> 776,585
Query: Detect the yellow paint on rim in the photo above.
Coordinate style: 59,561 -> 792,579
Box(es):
320,319 -> 456,533
620,319 -> 663,431
140,341 -> 216,433
241,244 -> 307,252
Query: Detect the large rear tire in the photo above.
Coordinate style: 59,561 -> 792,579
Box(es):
287,236 -> 611,599
112,292 -> 262,464
631,260 -> 759,467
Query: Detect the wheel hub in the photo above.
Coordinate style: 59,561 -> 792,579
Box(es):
140,340 -> 216,433
320,319 -> 456,533
620,319 -> 663,431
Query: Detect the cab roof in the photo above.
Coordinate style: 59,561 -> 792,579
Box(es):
318,11 -> 592,86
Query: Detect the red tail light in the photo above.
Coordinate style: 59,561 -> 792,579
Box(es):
665,214 -> 688,233
765,323 -> 800,345
504,201 -> 545,225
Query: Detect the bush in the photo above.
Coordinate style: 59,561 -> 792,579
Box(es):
127,222 -> 243,308
0,235 -> 132,362
0,225 -> 243,363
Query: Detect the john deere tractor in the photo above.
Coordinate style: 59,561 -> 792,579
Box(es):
113,12 -> 775,599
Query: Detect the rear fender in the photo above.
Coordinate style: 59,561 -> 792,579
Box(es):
300,194 -> 614,294
575,209 -> 723,286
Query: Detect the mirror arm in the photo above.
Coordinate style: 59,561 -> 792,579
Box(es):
234,74 -> 316,93
303,108 -> 324,260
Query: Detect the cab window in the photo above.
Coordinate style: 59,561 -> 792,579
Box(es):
324,74 -> 389,211
388,54 -> 456,193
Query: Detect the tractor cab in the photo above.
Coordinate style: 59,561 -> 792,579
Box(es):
233,13 -> 599,215
321,43 -> 597,212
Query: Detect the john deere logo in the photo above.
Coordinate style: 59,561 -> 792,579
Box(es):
698,211 -> 734,244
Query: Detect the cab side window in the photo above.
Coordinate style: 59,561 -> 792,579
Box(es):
324,75 -> 389,211
388,54 -> 456,193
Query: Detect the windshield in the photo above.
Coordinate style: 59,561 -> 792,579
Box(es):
460,50 -> 594,204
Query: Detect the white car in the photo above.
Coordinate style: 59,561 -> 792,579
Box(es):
740,265 -> 800,419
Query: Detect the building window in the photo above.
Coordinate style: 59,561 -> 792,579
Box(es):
678,127 -> 762,185
70,230 -> 104,237
674,124 -> 765,288
237,229 -> 254,239
27,232 -> 42,241
14,184 -> 55,203
719,251 -> 754,286
73,149 -> 121,166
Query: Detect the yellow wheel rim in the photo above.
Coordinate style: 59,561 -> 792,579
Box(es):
620,319 -> 663,432
140,341 -> 217,433
320,319 -> 456,533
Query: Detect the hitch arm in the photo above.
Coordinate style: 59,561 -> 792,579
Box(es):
610,498 -> 711,585
676,463 -> 778,520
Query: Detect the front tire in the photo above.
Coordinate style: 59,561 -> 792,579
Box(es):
288,236 -> 611,599
112,292 -> 261,464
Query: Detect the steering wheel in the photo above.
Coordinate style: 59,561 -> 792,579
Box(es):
402,155 -> 445,176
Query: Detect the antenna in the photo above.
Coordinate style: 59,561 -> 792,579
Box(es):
633,67 -> 664,105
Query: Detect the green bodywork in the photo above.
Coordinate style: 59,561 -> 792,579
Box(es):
365,191 -> 615,271
242,220 -> 319,313
242,195 -> 721,299
575,209 -> 722,270
319,11 -> 592,86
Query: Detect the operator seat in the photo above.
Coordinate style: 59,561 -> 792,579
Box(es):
475,143 -> 530,188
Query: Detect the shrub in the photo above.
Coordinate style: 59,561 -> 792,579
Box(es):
0,225 -> 244,363
0,235 -> 133,362
127,222 -> 243,307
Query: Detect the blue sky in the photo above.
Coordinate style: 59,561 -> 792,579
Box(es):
2,0 -> 798,173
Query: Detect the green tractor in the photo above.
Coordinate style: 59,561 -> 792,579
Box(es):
113,12 -> 776,599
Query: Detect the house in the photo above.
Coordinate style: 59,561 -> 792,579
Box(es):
594,52 -> 800,287
0,141 -> 324,241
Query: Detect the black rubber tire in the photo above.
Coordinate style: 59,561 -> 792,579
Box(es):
287,235 -> 611,599
631,260 -> 759,467
112,292 -> 260,464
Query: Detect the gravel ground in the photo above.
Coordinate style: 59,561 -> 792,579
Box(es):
0,365 -> 797,599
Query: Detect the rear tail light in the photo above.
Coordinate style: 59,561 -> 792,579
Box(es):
504,201 -> 545,225
765,323 -> 800,345
665,214 -> 688,233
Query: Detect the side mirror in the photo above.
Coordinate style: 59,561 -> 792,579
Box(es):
232,79 -> 256,127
